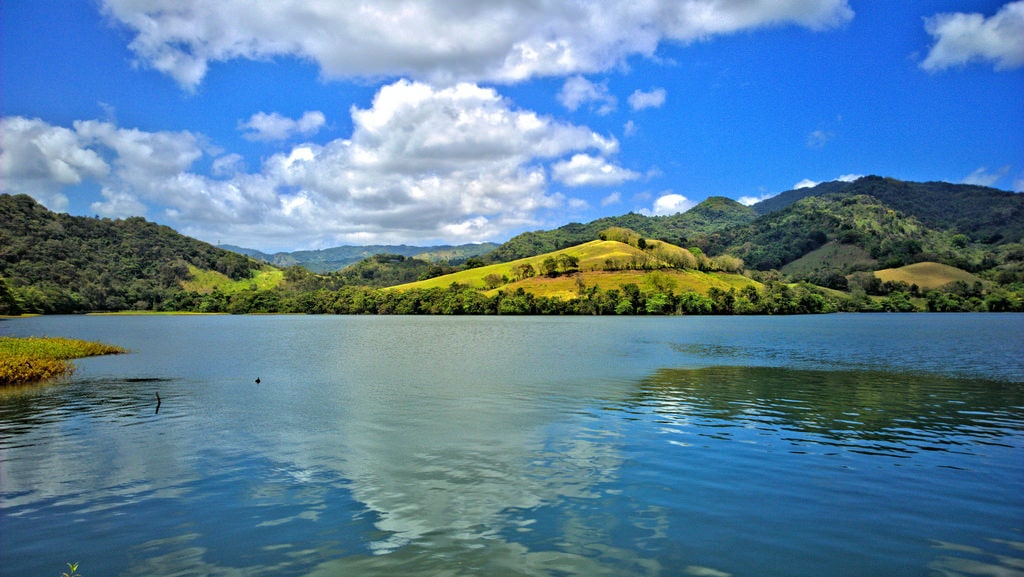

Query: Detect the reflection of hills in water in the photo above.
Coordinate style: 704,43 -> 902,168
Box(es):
630,366 -> 1024,457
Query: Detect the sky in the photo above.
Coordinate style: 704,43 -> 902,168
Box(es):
2,1 -> 1023,252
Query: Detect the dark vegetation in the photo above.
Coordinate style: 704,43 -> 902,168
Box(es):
0,194 -> 259,313
2,175 -> 1023,316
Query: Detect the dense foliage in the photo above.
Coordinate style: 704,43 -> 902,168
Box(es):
753,176 -> 1024,245
704,194 -> 992,274
0,194 -> 260,313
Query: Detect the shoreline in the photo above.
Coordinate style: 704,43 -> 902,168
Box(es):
0,337 -> 129,386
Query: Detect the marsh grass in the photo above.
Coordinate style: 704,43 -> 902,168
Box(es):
0,337 -> 128,386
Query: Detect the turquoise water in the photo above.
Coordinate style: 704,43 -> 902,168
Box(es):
1,314 -> 1022,576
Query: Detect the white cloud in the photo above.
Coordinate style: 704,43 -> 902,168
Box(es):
807,129 -> 833,149
962,165 -> 1010,187
101,0 -> 854,88
0,116 -> 110,191
641,192 -> 696,216
921,1 -> 1024,71
737,192 -> 776,206
558,76 -> 617,115
239,111 -> 326,142
551,154 -> 639,187
623,120 -> 637,137
627,87 -> 666,110
601,191 -> 622,206
793,173 -> 863,189
0,80 -> 629,249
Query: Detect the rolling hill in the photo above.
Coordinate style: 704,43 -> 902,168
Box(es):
391,238 -> 757,298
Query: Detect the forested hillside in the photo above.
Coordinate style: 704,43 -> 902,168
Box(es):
753,176 -> 1024,245
0,194 -> 260,313
705,194 -> 989,273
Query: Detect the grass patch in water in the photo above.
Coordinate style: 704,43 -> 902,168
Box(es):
0,337 -> 128,386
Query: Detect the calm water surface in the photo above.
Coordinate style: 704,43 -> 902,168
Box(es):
1,314 -> 1022,576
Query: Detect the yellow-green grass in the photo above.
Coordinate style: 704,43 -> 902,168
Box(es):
492,270 -> 759,300
0,337 -> 128,386
392,240 -> 690,292
391,239 -> 758,299
180,265 -> 284,294
874,262 -> 983,291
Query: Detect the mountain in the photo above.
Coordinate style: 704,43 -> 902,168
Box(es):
484,196 -> 756,262
709,193 -> 992,277
752,176 -> 1024,245
0,194 -> 262,313
222,242 -> 499,273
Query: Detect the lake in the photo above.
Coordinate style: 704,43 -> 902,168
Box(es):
1,314 -> 1022,577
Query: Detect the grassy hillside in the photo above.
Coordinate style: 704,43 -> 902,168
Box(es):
392,239 -> 757,297
504,270 -> 756,300
874,262 -> 984,291
180,265 -> 285,294
484,197 -> 756,263
780,242 -> 876,278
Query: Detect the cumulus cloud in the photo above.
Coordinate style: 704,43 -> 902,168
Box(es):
239,111 -> 326,142
101,0 -> 854,88
558,76 -> 617,115
640,192 -> 696,216
628,87 -> 666,110
921,1 -> 1024,71
0,80 -> 629,249
551,154 -> 639,187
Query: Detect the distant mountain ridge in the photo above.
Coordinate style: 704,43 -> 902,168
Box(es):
484,176 -> 1023,265
753,176 -> 1024,244
222,242 -> 499,273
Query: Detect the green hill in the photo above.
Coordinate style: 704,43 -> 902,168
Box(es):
392,238 -> 757,298
753,176 -> 1024,245
484,196 -> 756,262
874,262 -> 984,291
708,194 -> 990,276
0,194 -> 266,313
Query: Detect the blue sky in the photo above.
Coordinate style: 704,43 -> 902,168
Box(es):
2,1 -> 1022,252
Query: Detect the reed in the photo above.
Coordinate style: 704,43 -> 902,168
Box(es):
0,337 -> 128,386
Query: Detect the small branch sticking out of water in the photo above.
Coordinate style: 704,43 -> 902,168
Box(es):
155,391 -> 161,414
